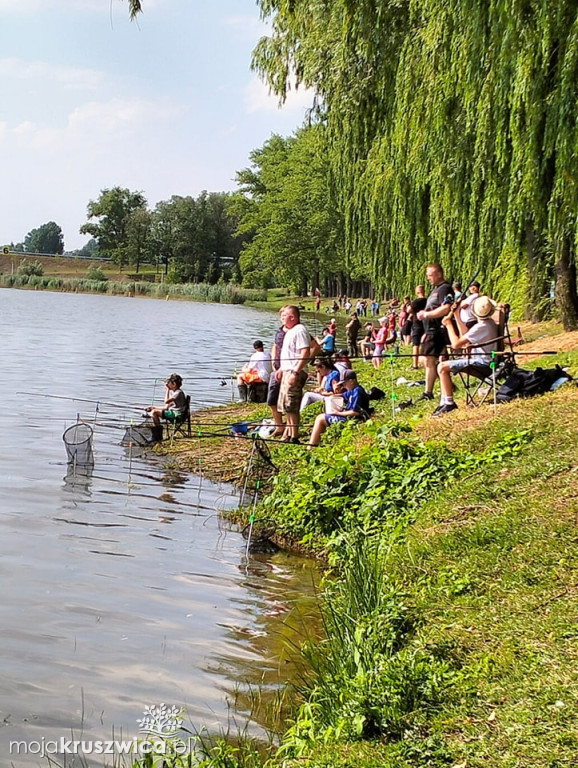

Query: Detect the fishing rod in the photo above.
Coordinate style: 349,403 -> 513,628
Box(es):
18,392 -> 146,411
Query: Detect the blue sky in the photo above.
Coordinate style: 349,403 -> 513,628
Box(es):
0,0 -> 312,250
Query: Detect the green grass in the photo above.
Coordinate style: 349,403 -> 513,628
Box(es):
125,331 -> 577,768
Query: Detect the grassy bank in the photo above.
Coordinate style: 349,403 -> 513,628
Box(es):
139,326 -> 577,768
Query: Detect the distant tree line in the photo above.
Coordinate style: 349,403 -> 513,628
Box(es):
79,187 -> 244,283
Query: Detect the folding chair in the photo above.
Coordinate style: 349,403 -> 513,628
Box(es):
164,395 -> 191,439
456,304 -> 517,408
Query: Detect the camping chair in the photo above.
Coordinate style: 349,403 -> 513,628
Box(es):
164,395 -> 191,440
455,304 -> 518,408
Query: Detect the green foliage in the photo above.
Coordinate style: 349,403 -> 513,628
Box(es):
279,537 -> 457,755
24,221 -> 64,254
254,0 -> 578,327
150,192 -> 243,283
17,258 -> 44,277
85,265 -> 107,281
262,422 -> 532,550
234,126 -> 345,294
80,186 -> 148,267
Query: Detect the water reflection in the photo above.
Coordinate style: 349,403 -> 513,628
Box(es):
63,464 -> 94,495
0,289 -> 319,764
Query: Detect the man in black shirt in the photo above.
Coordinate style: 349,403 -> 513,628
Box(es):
416,263 -> 453,401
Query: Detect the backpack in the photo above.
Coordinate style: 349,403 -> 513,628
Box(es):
367,386 -> 386,401
496,365 -> 572,403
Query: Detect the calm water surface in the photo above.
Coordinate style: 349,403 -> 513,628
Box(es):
0,289 -> 317,765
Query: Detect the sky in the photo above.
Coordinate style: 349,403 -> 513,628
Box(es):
0,0 -> 313,250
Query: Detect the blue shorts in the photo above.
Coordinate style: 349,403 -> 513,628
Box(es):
447,358 -> 490,374
326,414 -> 347,426
162,409 -> 179,422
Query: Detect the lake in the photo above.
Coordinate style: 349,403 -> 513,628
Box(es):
0,289 -> 317,765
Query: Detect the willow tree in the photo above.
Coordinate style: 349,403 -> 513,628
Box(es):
252,0 -> 578,328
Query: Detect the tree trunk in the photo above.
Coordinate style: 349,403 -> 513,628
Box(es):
554,236 -> 578,330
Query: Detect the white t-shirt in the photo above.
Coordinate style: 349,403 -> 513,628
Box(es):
459,292 -> 479,325
248,350 -> 272,382
334,360 -> 350,381
465,318 -> 499,364
280,323 -> 310,372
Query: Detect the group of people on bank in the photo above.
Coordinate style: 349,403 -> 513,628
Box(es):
236,305 -> 370,447
235,264 -> 502,445
145,265 -> 500,446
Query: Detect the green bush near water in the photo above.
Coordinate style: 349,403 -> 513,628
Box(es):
16,258 -> 44,277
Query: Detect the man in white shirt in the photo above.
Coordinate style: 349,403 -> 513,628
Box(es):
434,295 -> 499,416
276,305 -> 311,443
237,340 -> 272,402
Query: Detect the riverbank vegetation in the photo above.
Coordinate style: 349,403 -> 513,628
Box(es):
0,271 -> 266,304
145,326 -> 577,768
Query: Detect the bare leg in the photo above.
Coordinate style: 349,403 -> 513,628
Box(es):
270,404 -> 284,435
438,361 -> 454,399
420,354 -> 439,395
308,413 -> 328,447
286,411 -> 300,440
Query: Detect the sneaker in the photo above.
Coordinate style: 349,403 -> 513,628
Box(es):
432,403 -> 445,415
432,402 -> 458,417
416,391 -> 434,402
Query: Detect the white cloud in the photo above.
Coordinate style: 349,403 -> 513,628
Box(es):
67,97 -> 184,138
244,75 -> 314,116
0,58 -> 104,90
223,14 -> 269,39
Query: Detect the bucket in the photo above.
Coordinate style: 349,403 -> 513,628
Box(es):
63,423 -> 94,466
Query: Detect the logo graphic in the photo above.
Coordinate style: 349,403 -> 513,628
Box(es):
137,704 -> 183,737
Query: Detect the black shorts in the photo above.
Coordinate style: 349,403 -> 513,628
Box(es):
267,375 -> 281,407
411,330 -> 423,347
420,330 -> 448,359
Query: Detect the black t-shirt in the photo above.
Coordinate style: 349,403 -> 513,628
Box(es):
424,282 -> 453,334
410,297 -> 427,336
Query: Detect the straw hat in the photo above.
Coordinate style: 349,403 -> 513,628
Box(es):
472,295 -> 497,319
378,316 -> 388,323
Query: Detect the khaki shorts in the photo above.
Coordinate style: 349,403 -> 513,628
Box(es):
278,370 -> 308,414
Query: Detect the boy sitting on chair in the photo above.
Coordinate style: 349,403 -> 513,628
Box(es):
146,373 -> 187,440
307,370 -> 370,448
434,295 -> 499,416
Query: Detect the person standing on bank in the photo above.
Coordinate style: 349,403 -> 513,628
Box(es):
416,264 -> 453,402
409,285 -> 427,369
267,308 -> 288,437
345,311 -> 361,359
276,305 -> 311,443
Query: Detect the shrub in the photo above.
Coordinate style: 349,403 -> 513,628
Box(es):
17,258 -> 44,277
86,265 -> 107,281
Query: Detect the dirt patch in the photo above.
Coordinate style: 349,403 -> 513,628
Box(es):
516,329 -> 578,354
159,402 -> 271,486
